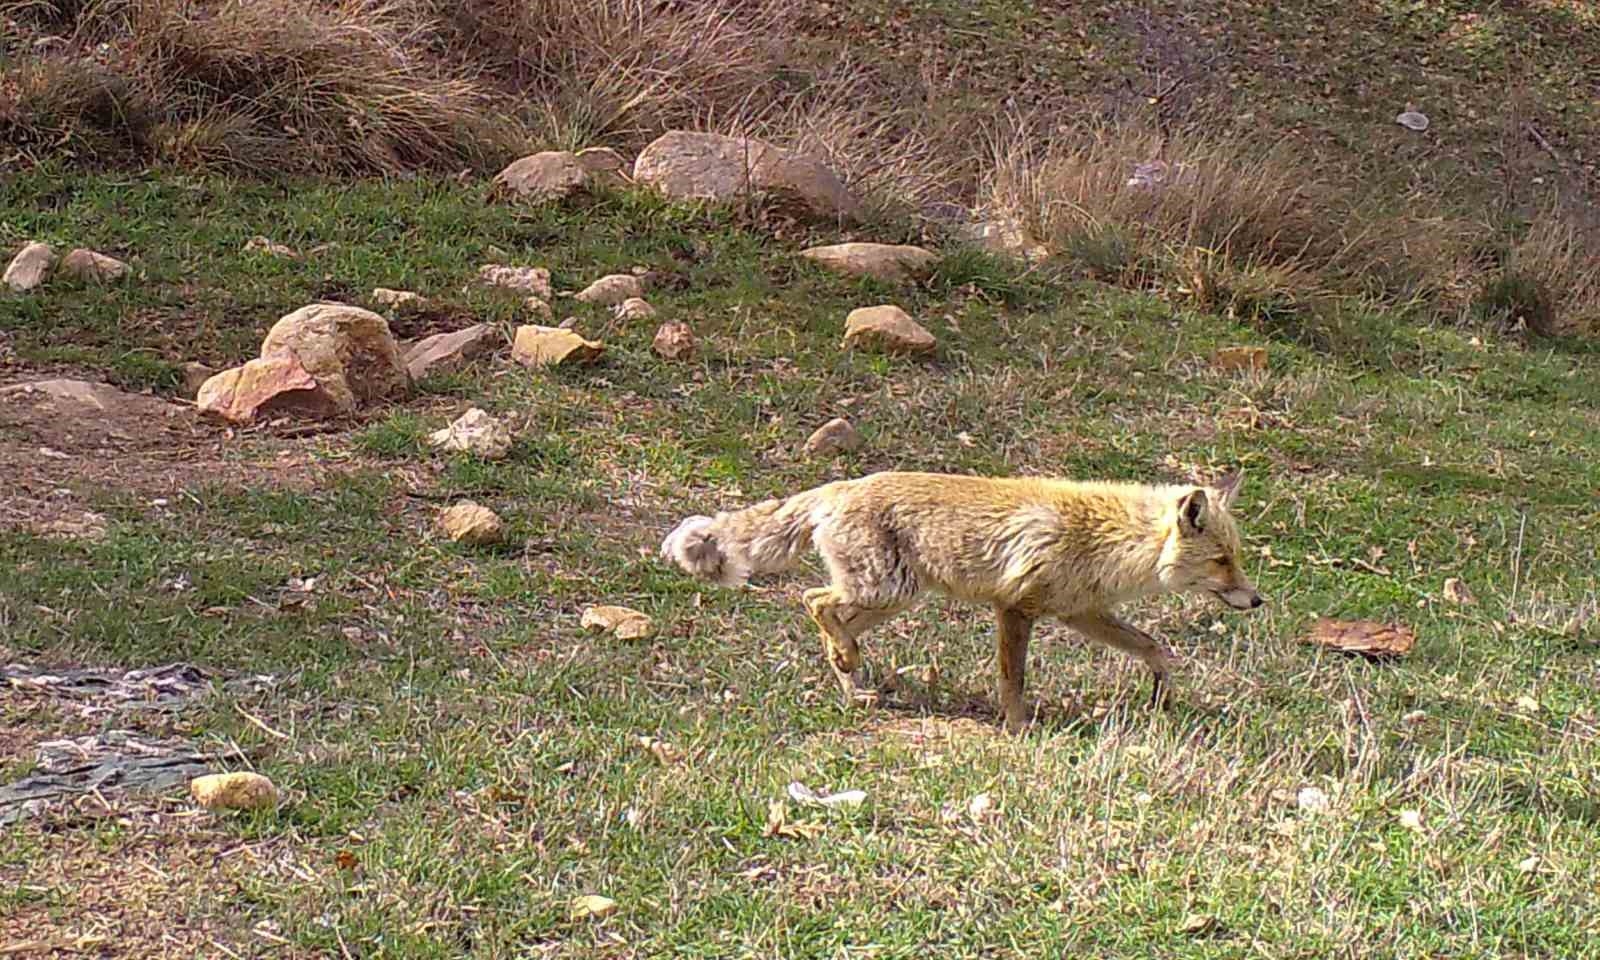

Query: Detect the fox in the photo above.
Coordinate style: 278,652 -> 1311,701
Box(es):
659,469 -> 1264,733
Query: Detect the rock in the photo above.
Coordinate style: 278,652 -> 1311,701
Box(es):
842,305 -> 936,355
493,147 -> 629,202
180,362 -> 215,399
575,274 -> 644,305
195,355 -> 344,423
959,217 -> 1049,261
257,302 -> 411,411
613,297 -> 656,321
581,604 -> 655,640
403,324 -> 499,381
800,243 -> 938,283
478,264 -> 552,299
651,321 -> 697,360
438,501 -> 504,545
427,407 -> 512,460
190,772 -> 278,811
1211,346 -> 1267,373
633,130 -> 861,221
4,241 -> 56,292
1302,618 -> 1415,660
526,296 -> 554,319
59,248 -> 130,283
570,894 -> 618,921
1,378 -> 150,411
372,287 -> 427,309
493,151 -> 587,202
243,236 -> 298,258
512,325 -> 604,367
805,417 -> 863,457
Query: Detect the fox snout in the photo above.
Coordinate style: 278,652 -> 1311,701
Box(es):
1215,587 -> 1264,610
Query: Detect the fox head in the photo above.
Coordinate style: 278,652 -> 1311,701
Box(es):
1160,470 -> 1263,611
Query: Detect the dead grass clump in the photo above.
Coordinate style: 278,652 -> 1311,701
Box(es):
988,123 -> 1477,317
1473,213 -> 1600,335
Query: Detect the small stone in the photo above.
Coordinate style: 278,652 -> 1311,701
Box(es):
437,501 -> 504,545
403,324 -> 499,381
581,604 -> 655,640
190,772 -> 278,811
842,305 -> 936,355
428,407 -> 513,460
613,297 -> 656,320
511,325 -> 604,367
1442,577 -> 1474,605
478,264 -> 552,299
372,287 -> 427,309
805,417 -> 863,457
633,130 -> 861,221
575,274 -> 645,305
180,361 -> 215,399
4,241 -> 56,292
800,243 -> 938,283
492,151 -> 588,202
574,146 -> 628,181
243,236 -> 298,258
525,296 -> 554,319
59,248 -> 130,283
570,894 -> 618,921
651,321 -> 697,360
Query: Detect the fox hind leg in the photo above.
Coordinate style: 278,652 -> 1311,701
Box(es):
803,587 -> 903,706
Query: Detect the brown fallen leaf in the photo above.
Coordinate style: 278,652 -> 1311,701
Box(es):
334,849 -> 359,871
1210,346 -> 1267,374
763,799 -> 825,840
1180,913 -> 1221,935
570,894 -> 618,921
639,735 -> 683,765
1442,577 -> 1475,605
1303,618 -> 1415,659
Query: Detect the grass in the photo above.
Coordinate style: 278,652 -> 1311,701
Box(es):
3,165 -> 1599,957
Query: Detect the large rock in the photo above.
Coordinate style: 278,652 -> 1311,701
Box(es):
800,243 -> 938,283
190,772 -> 278,811
258,303 -> 410,409
478,264 -> 553,299
4,241 -> 56,292
403,324 -> 499,381
842,305 -> 936,355
195,355 -> 345,423
197,303 -> 409,423
493,147 -> 627,202
512,325 -> 605,367
575,274 -> 645,306
59,248 -> 130,283
633,131 -> 861,221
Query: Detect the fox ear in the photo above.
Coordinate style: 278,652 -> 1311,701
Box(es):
1178,488 -> 1208,534
1213,469 -> 1245,511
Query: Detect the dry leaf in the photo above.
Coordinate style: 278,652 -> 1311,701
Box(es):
1442,578 -> 1474,605
639,736 -> 683,765
1180,913 -> 1220,935
1399,809 -> 1425,832
967,791 -> 996,821
334,849 -> 359,870
1516,855 -> 1541,874
763,799 -> 825,839
580,604 -> 655,640
1210,346 -> 1267,373
1401,709 -> 1428,727
1296,786 -> 1331,815
786,781 -> 866,809
570,894 -> 618,921
1304,618 -> 1415,659
1515,695 -> 1540,713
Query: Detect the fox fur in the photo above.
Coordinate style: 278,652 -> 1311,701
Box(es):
660,470 -> 1263,732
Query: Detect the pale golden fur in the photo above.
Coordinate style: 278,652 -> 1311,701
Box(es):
661,469 -> 1263,732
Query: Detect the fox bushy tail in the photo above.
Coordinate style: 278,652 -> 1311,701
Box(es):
660,489 -> 823,587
